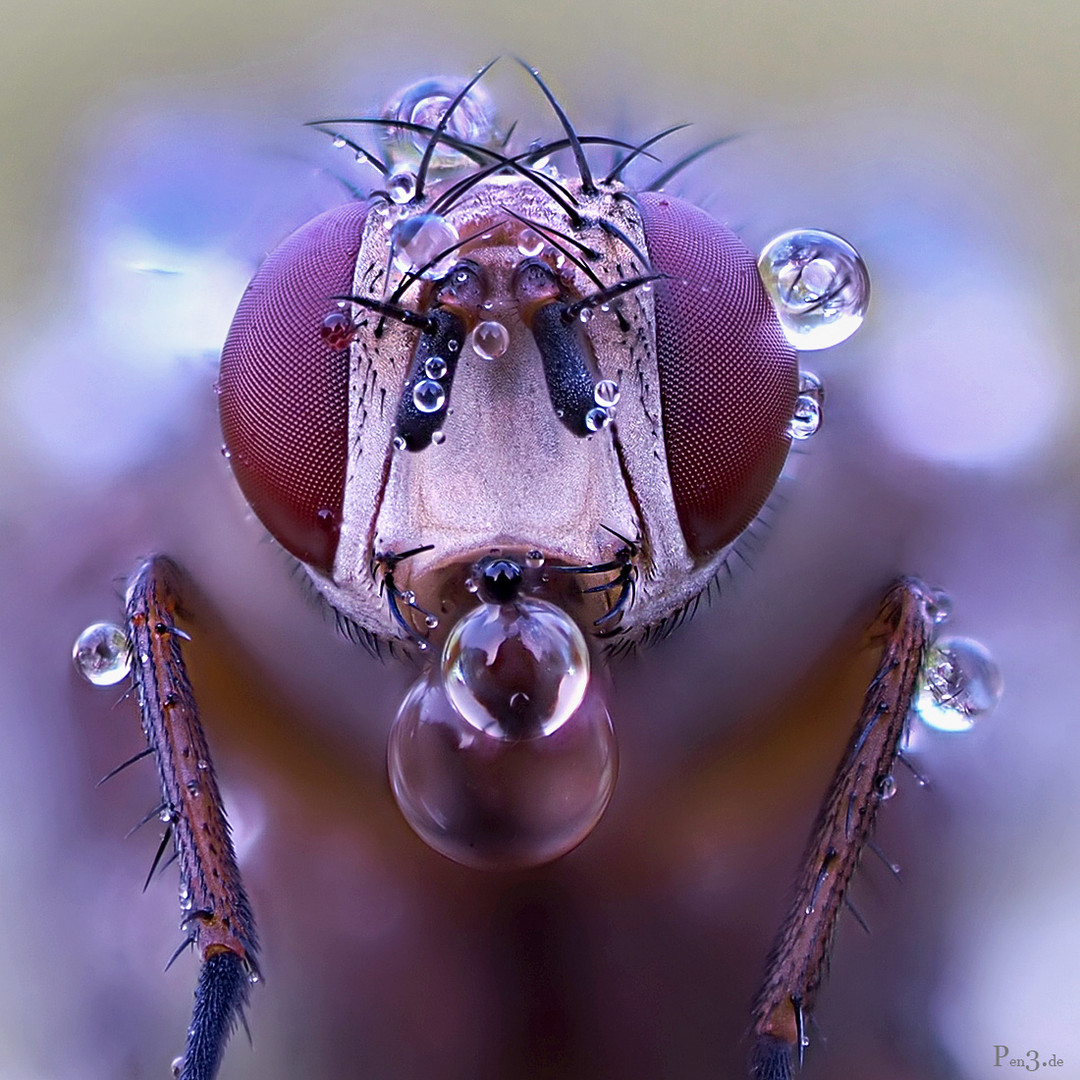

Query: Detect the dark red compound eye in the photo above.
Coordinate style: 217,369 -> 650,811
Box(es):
637,192 -> 798,561
219,201 -> 372,572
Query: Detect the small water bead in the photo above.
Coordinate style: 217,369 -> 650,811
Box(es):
578,308 -> 593,324
319,310 -> 356,351
517,228 -> 545,257
585,407 -> 613,432
431,429 -> 446,445
73,622 -> 132,686
470,320 -> 509,360
387,166 -> 418,205
425,356 -> 447,379
391,214 -> 458,273
526,550 -> 545,569
413,379 -> 446,413
915,636 -> 1003,733
758,229 -> 870,350
331,136 -> 347,149
789,395 -> 822,440
594,379 -> 620,408
393,435 -> 407,451
172,1056 -> 184,1078
923,588 -> 953,625
878,774 -> 898,801
442,596 -> 590,740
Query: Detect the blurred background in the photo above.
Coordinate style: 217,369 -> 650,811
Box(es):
1,2 -> 1078,1078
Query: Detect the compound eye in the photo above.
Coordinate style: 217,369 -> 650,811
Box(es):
219,201 -> 372,572
637,193 -> 798,560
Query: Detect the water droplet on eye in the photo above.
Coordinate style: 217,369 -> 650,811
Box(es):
387,166 -> 418,205
391,214 -> 458,273
878,774 -> 897,800
594,379 -> 620,407
914,636 -> 1003,732
331,136 -> 347,149
585,407 -> 612,432
470,320 -> 509,360
220,445 -> 232,459
319,310 -> 356,350
526,550 -> 545,569
517,228 -> 545,257
412,379 -> 446,413
758,229 -> 870,350
73,622 -> 132,686
431,429 -> 446,445
425,355 -> 447,379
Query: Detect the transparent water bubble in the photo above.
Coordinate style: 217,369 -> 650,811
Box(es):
441,596 -> 590,740
331,136 -> 347,149
517,228 -> 545,257
914,636 -> 1003,733
386,166 -> 418,205
594,379 -> 620,407
73,622 -> 132,686
381,77 -> 499,172
585,407 -> 612,432
388,671 -> 617,869
578,308 -> 593,324
758,229 -> 870,350
431,429 -> 446,445
391,214 -> 458,273
923,587 -> 953,625
878,774 -> 897,800
470,320 -> 509,360
413,379 -> 446,414
424,356 -> 447,379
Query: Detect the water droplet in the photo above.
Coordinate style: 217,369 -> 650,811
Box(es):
923,587 -> 953,625
447,338 -> 460,353
517,228 -> 545,257
431,429 -> 446,445
220,445 -> 231,459
789,394 -> 822,440
878,774 -> 897,800
425,614 -> 439,629
319,310 -> 356,350
470,320 -> 509,360
402,589 -> 416,604
72,622 -> 132,686
159,808 -> 174,823
393,435 -> 406,450
758,229 -> 870,350
915,636 -> 1003,732
585,407 -> 611,432
172,1056 -> 184,1078
196,759 -> 209,771
248,969 -> 261,985
425,355 -> 447,379
594,379 -> 620,407
391,214 -> 458,273
332,136 -> 347,149
387,166 -> 417,205
526,550 -> 545,569
578,307 -> 593,324
465,576 -> 479,593
381,78 -> 499,172
412,379 -> 446,413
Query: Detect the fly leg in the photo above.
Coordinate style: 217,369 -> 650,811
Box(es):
125,555 -> 259,1080
748,577 -> 934,1079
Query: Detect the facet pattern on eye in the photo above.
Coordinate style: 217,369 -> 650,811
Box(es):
219,200 -> 371,571
638,192 -> 798,560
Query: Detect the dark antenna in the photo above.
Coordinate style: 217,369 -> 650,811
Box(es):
516,60 -> 596,196
414,58 -> 499,203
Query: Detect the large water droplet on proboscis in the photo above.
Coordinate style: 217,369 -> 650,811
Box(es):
73,622 -> 132,686
914,636 -> 1003,732
758,229 -> 869,350
388,670 -> 617,870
